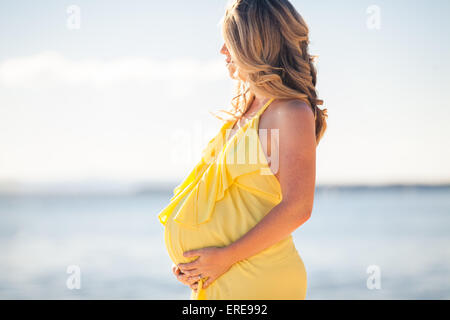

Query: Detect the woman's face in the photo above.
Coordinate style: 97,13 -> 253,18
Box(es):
220,43 -> 239,79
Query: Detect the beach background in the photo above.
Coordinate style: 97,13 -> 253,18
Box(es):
1,0 -> 449,299
1,185 -> 450,299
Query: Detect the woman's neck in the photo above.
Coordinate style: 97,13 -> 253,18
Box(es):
250,94 -> 271,111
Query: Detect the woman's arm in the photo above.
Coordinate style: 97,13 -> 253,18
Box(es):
225,100 -> 317,263
178,100 -> 317,289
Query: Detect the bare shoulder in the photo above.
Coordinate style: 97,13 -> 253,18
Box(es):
257,98 -> 316,185
259,98 -> 315,131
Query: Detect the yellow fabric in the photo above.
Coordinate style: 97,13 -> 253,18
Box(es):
157,98 -> 307,300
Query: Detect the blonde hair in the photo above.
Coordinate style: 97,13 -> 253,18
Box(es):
214,0 -> 328,144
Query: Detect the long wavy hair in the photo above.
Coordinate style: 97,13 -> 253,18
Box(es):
213,0 -> 328,144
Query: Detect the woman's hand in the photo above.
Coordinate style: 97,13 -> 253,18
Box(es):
171,263 -> 199,292
177,246 -> 235,289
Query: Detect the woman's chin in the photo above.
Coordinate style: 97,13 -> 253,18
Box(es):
226,69 -> 236,80
226,66 -> 239,80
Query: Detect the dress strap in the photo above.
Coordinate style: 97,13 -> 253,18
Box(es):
224,98 -> 275,144
255,98 -> 275,118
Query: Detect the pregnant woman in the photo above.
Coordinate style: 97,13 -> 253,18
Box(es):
157,0 -> 327,300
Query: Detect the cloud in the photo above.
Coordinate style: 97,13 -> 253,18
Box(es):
0,51 -> 226,89
0,52 -> 233,186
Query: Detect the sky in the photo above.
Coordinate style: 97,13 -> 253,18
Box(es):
0,0 -> 449,193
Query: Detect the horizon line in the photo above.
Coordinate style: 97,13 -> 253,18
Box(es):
0,182 -> 449,197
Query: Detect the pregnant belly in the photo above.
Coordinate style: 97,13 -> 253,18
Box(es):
163,187 -> 295,266
164,205 -> 234,265
163,186 -> 265,264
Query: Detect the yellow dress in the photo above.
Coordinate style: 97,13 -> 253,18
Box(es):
157,98 -> 307,300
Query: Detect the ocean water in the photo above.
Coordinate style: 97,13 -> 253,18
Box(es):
0,186 -> 449,300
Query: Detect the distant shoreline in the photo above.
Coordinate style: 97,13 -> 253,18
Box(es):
0,182 -> 449,197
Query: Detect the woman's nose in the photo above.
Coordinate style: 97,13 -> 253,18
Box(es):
220,44 -> 227,55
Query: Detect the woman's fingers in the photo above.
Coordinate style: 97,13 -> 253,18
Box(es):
187,274 -> 203,283
171,263 -> 180,276
179,273 -> 201,285
180,268 -> 202,277
176,272 -> 200,286
190,282 -> 198,293
176,273 -> 190,285
172,263 -> 202,286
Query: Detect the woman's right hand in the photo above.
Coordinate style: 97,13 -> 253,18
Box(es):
172,263 -> 200,292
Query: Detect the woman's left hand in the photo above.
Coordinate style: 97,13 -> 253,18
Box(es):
178,246 -> 235,289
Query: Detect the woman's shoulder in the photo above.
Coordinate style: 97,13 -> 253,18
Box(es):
259,98 -> 315,130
